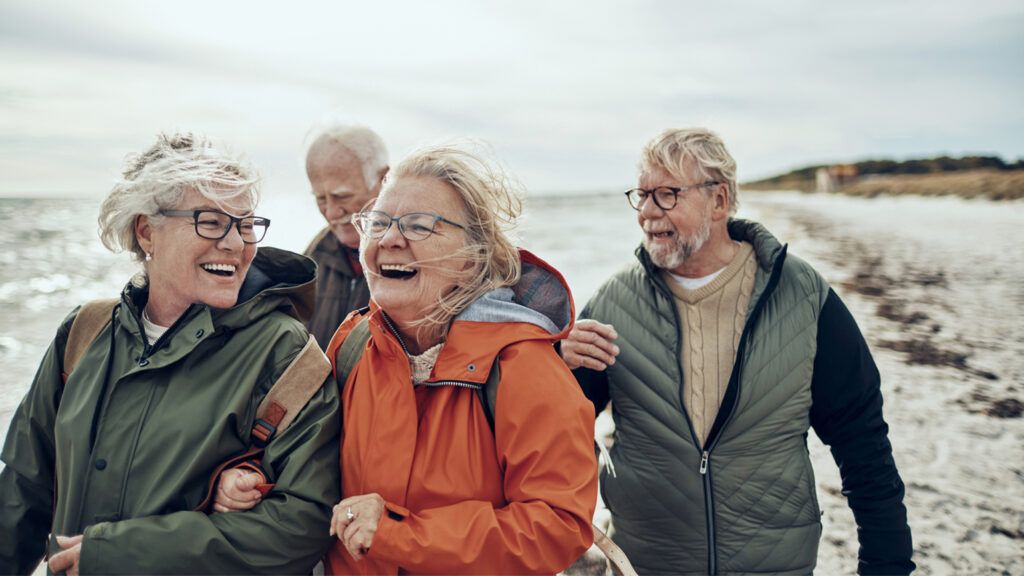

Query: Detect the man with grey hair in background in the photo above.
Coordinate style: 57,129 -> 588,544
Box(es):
303,124 -> 389,348
561,128 -> 914,574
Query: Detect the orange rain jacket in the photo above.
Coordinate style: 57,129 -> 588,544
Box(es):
324,250 -> 597,575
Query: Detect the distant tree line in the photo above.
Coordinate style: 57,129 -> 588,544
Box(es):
855,155 -> 1024,175
748,155 -> 1024,187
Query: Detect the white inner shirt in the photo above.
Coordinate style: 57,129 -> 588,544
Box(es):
141,307 -> 170,344
666,267 -> 727,291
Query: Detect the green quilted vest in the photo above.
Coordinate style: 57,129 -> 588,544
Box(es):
586,219 -> 829,575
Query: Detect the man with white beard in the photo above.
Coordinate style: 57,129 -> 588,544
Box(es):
303,125 -> 389,348
561,128 -> 915,575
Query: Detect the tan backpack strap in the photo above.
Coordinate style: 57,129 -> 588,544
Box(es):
195,334 -> 331,512
251,334 -> 332,445
63,298 -> 119,380
593,524 -> 638,576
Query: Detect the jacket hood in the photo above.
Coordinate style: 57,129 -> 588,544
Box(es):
121,246 -> 318,337
453,249 -> 572,337
230,246 -> 318,324
355,248 -> 574,386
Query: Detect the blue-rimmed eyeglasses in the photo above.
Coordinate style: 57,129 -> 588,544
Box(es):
159,209 -> 270,244
351,210 -> 466,241
625,181 -> 720,211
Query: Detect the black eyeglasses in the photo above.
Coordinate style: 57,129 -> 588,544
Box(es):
159,209 -> 270,244
351,210 -> 466,241
624,181 -> 720,211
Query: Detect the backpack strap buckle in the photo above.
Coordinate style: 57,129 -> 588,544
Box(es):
250,418 -> 277,448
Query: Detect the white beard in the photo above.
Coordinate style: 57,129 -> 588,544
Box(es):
645,214 -> 712,271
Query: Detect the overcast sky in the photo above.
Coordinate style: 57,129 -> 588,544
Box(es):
1,0 -> 1021,198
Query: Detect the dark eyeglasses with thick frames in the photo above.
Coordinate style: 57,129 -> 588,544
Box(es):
159,209 -> 270,244
352,210 -> 466,241
625,181 -> 721,211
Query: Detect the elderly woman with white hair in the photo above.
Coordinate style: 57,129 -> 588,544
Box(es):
0,133 -> 340,575
216,144 -> 599,574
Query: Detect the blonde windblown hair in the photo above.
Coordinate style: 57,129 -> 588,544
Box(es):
368,143 -> 523,335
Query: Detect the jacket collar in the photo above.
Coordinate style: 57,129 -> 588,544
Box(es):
307,227 -> 360,278
118,247 -> 317,351
365,248 -> 575,385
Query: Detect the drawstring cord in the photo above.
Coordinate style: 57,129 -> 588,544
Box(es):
597,439 -> 616,477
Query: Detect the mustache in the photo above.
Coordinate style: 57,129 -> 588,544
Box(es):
643,224 -> 675,234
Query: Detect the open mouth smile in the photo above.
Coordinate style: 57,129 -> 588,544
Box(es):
647,230 -> 675,240
201,263 -> 237,277
380,263 -> 417,280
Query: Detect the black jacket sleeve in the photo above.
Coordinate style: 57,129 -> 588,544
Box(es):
571,366 -> 610,416
810,288 -> 915,575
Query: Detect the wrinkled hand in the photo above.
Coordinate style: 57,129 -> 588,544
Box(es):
48,534 -> 83,576
561,319 -> 619,370
331,493 -> 385,561
212,468 -> 263,513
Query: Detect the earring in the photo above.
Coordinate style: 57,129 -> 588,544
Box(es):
145,252 -> 152,261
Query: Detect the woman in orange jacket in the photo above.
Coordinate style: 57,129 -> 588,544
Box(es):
217,144 -> 598,574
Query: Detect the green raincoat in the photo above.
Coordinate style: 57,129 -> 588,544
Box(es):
0,247 -> 340,574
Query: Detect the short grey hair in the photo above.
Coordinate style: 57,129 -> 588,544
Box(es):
97,132 -> 260,263
640,128 -> 739,215
306,124 -> 389,191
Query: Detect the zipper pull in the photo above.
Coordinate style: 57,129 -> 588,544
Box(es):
699,451 -> 709,475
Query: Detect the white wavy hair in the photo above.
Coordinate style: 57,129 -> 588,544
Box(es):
640,128 -> 739,215
306,124 -> 389,190
97,132 -> 260,264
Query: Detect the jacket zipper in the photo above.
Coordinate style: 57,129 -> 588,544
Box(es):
692,246 -> 788,575
700,449 -> 716,574
379,312 -> 412,356
423,380 -> 481,390
379,313 -> 483,392
650,263 -> 719,572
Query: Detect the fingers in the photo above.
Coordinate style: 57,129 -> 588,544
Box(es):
331,494 -> 385,558
48,550 -> 72,575
576,319 -> 619,342
562,321 -> 620,370
234,470 -> 263,492
342,520 -> 374,561
213,469 -> 262,513
49,536 -> 84,576
330,502 -> 354,538
330,494 -> 368,538
55,535 -> 84,549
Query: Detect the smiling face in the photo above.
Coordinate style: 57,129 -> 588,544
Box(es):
637,166 -> 715,274
307,145 -> 380,249
137,187 -> 257,325
360,176 -> 470,341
